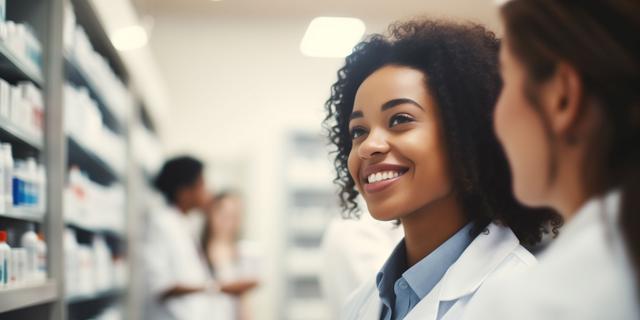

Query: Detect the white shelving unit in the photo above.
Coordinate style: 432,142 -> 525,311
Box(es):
0,0 -> 164,319
280,131 -> 337,320
0,281 -> 58,314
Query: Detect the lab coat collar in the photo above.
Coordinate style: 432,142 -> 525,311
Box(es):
558,190 -> 621,243
437,222 -> 521,301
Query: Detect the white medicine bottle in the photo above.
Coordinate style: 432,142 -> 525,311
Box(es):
0,230 -> 11,287
21,224 -> 38,282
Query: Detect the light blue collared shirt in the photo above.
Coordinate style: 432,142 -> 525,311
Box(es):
376,223 -> 474,320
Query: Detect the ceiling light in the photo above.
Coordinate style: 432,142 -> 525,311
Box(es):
110,25 -> 148,51
300,17 -> 366,58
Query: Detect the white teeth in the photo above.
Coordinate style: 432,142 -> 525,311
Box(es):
366,170 -> 403,184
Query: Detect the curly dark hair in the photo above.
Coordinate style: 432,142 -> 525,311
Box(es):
323,19 -> 562,246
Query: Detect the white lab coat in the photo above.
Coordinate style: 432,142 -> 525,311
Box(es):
462,191 -> 640,320
143,204 -> 231,320
321,214 -> 404,319
341,223 -> 536,320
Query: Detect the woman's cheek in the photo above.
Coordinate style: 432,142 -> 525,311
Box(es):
347,149 -> 361,192
495,87 -> 549,206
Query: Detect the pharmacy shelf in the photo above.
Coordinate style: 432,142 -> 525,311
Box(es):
64,56 -> 123,132
69,0 -> 128,82
65,221 -> 125,240
0,41 -> 43,86
67,288 -> 124,305
67,135 -> 121,185
0,116 -> 43,151
0,208 -> 45,223
0,281 -> 58,314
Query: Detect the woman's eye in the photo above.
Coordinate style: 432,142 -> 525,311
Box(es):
389,114 -> 415,127
350,127 -> 367,140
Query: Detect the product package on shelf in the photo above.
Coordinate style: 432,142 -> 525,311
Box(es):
64,167 -> 125,233
0,0 -> 5,23
0,142 -> 46,215
0,78 -> 44,139
65,16 -> 131,122
64,84 -> 126,173
0,228 -> 47,290
0,21 -> 42,76
64,228 -> 127,298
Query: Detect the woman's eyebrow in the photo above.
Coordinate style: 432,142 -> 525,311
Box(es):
381,98 -> 424,111
350,110 -> 363,120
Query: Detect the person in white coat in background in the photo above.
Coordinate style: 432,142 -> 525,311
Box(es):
144,156 -> 228,320
321,203 -> 403,319
323,19 -> 562,320
202,192 -> 262,320
461,1 -> 640,319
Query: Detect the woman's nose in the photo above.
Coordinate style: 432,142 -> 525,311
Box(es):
357,128 -> 390,159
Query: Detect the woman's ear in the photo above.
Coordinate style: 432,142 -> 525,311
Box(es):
543,62 -> 584,144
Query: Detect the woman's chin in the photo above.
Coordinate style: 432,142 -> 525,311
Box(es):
368,206 -> 404,222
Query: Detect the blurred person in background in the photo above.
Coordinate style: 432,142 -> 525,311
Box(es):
144,156 -> 224,320
324,18 -> 561,320
320,199 -> 403,319
463,1 -> 640,319
202,192 -> 261,320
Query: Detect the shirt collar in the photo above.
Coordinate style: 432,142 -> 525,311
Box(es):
402,223 -> 474,298
376,223 -> 474,303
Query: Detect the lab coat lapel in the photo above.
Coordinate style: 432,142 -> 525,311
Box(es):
402,223 -> 521,320
361,288 -> 383,320
403,281 -> 442,320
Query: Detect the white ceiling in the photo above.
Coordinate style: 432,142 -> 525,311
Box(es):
135,0 -> 501,29
129,0 -> 504,159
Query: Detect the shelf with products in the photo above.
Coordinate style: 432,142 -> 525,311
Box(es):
0,77 -> 44,151
0,281 -> 57,314
67,136 -> 122,185
63,228 -> 128,312
63,2 -> 131,134
64,166 -> 126,238
0,207 -> 44,223
64,222 -> 124,241
0,142 -> 47,223
0,16 -> 43,87
0,222 -> 50,307
0,41 -> 42,86
64,58 -> 125,134
281,131 -> 337,320
66,288 -> 124,305
0,115 -> 42,152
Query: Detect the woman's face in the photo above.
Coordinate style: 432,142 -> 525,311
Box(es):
209,196 -> 242,238
494,40 -> 552,207
347,65 -> 452,221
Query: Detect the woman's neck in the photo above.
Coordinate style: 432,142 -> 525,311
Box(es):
400,193 -> 468,267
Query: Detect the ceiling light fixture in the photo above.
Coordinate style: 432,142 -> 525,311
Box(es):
300,17 -> 366,58
110,25 -> 148,51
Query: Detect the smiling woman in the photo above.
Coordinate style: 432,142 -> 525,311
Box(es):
324,19 -> 562,320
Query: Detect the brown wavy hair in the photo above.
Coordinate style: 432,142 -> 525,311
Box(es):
500,0 -> 640,284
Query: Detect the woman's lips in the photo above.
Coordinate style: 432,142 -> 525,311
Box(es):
360,164 -> 409,194
363,172 -> 406,194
